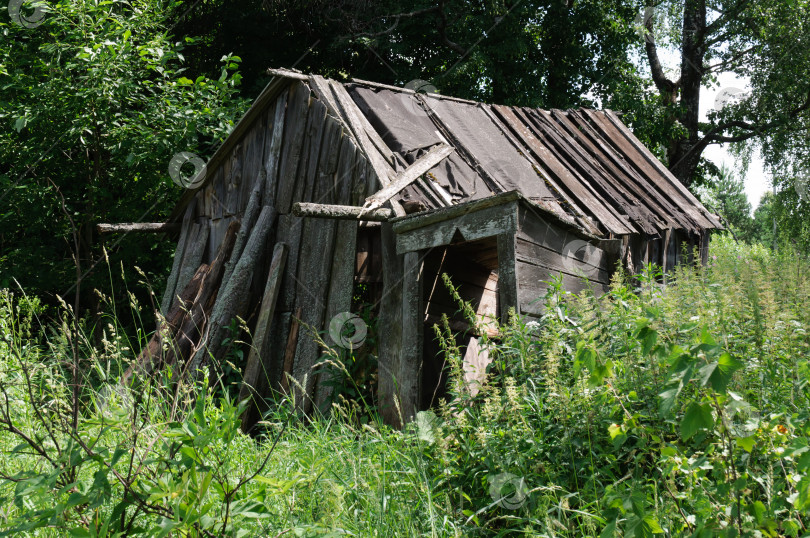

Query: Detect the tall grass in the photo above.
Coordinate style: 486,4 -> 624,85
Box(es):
0,234 -> 809,536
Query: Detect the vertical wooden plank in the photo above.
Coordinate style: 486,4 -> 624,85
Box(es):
314,141 -> 360,409
241,116 -> 268,211
239,242 -> 288,430
377,221 -> 404,427
263,92 -> 287,206
294,100 -> 328,205
161,199 -> 197,315
173,221 -> 209,308
223,142 -> 243,217
221,180 -> 263,287
398,250 -> 423,424
290,136 -> 345,413
210,167 -> 225,220
280,308 -> 302,395
276,82 -> 312,213
699,231 -> 710,265
497,232 -> 518,321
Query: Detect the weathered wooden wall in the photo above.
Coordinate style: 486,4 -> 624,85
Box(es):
161,80 -> 385,427
515,204 -> 615,316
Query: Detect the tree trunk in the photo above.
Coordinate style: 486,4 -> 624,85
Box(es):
668,0 -> 707,188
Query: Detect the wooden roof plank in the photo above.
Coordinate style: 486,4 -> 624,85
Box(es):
513,107 -> 639,235
491,104 -> 630,235
551,109 -> 683,231
596,110 -> 721,229
528,109 -> 661,235
566,109 -> 699,231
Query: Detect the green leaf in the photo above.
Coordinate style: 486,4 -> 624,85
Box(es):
736,435 -> 756,453
707,352 -> 743,393
599,519 -> 616,538
748,500 -> 766,525
680,402 -> 714,440
416,410 -> 438,444
658,386 -> 681,416
637,326 -> 658,356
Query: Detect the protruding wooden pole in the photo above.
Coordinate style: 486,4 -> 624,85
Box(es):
97,222 -> 181,234
292,202 -> 393,221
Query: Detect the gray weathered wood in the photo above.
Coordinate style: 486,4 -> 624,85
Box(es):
97,222 -> 180,234
280,307 -> 302,395
239,242 -> 288,429
516,238 -> 611,284
600,110 -> 722,229
222,180 -> 263,286
293,99 -> 328,205
161,199 -> 196,315
496,233 -> 518,322
289,136 -> 343,413
187,206 -> 277,376
398,251 -> 423,424
395,201 -> 518,254
276,82 -> 312,213
263,92 -> 287,205
377,222 -> 404,427
165,221 -> 240,368
362,143 -> 452,211
314,141 -> 361,409
292,202 -> 392,221
172,221 -> 209,311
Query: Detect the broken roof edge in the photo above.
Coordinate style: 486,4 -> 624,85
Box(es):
391,189 -> 606,242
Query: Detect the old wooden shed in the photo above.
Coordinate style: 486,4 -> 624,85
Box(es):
145,68 -> 722,428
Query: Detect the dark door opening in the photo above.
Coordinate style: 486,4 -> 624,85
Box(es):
420,236 -> 499,409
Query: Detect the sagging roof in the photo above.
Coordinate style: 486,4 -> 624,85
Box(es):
170,68 -> 722,237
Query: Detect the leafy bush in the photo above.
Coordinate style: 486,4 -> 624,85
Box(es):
1,235 -> 809,536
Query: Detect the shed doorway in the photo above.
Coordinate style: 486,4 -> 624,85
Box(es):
420,236 -> 500,408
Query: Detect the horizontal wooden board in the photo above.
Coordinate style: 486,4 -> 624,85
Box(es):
396,201 -> 517,254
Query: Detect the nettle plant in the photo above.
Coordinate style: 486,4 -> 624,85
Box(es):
589,270 -> 810,537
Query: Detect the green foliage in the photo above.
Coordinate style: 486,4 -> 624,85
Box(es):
0,0 -> 247,309
2,236 -> 810,536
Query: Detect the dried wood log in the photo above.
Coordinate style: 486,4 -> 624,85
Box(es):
222,180 -> 263,286
239,242 -> 288,430
168,221 -> 240,367
172,222 -> 209,312
121,263 -> 209,387
187,206 -> 278,377
292,202 -> 393,221
97,222 -> 181,234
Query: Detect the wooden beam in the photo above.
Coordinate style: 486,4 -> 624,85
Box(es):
97,222 -> 181,234
363,143 -> 453,211
292,202 -> 393,221
239,242 -> 288,430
